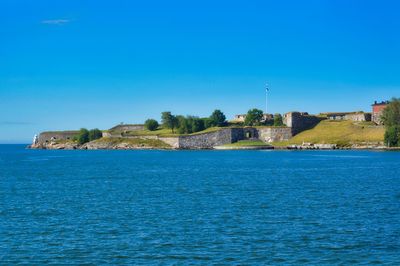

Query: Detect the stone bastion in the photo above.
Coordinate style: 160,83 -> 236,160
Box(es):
34,111 -> 323,149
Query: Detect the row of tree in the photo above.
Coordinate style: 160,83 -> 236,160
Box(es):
156,109 -> 227,134
75,128 -> 103,145
244,108 -> 284,126
144,109 -> 285,133
382,98 -> 400,147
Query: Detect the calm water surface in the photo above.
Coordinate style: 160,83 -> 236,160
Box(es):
1,145 -> 400,265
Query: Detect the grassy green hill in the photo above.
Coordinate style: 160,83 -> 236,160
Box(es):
275,120 -> 385,146
114,127 -> 228,138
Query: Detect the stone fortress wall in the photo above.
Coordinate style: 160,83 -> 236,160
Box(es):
233,111 -> 324,137
37,131 -> 79,144
34,100 -> 388,149
35,111 -> 323,149
178,128 -> 234,149
345,113 -> 372,122
257,127 -> 292,142
284,112 -> 325,136
37,124 -> 146,143
36,126 -> 292,149
322,112 -> 372,122
174,127 -> 292,149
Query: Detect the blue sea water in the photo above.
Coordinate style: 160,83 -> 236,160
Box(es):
0,145 -> 400,265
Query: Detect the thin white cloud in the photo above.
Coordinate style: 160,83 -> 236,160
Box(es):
41,19 -> 71,25
0,121 -> 34,126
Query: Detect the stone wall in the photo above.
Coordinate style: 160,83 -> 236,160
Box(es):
38,131 -> 79,144
159,137 -> 180,149
325,112 -> 371,122
178,129 -> 233,149
372,112 -> 384,125
109,124 -> 145,132
232,127 -> 258,141
171,127 -> 291,149
104,127 -> 292,149
345,113 -> 371,122
284,112 -> 324,136
257,127 -> 292,143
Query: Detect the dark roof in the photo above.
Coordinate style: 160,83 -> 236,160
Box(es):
372,100 -> 389,106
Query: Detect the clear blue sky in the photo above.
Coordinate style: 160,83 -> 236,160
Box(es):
1,0 -> 399,143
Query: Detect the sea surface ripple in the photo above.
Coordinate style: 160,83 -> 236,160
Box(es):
1,145 -> 400,265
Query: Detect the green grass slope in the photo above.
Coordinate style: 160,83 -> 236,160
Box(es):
222,140 -> 270,147
276,120 -> 384,146
92,137 -> 171,148
117,127 -> 226,137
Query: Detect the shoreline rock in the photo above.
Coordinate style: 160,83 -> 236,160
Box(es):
29,140 -> 173,150
29,141 -> 398,151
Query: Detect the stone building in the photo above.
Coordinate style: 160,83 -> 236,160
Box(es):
323,112 -> 371,122
372,101 -> 389,125
233,114 -> 246,122
233,113 -> 274,123
283,112 -> 324,135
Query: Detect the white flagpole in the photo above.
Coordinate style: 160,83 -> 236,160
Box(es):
265,84 -> 269,114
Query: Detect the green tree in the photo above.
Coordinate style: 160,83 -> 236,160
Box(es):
191,117 -> 205,132
177,116 -> 191,134
203,118 -> 214,129
273,113 -> 284,126
176,116 -> 205,134
384,126 -> 400,147
382,98 -> 400,146
209,109 -> 226,127
244,108 -> 264,126
161,112 -> 178,133
77,128 -> 89,145
381,98 -> 400,127
89,128 -> 103,141
145,119 -> 159,131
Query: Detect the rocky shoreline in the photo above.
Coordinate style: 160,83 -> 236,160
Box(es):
29,140 -> 397,151
29,141 -> 171,150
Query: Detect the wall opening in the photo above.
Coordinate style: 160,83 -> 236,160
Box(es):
246,131 -> 252,139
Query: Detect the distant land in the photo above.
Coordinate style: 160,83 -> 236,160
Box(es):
30,100 -> 395,150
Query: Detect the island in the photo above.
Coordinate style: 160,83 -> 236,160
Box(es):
30,99 -> 400,150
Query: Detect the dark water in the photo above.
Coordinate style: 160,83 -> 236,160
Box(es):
1,145 -> 400,265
